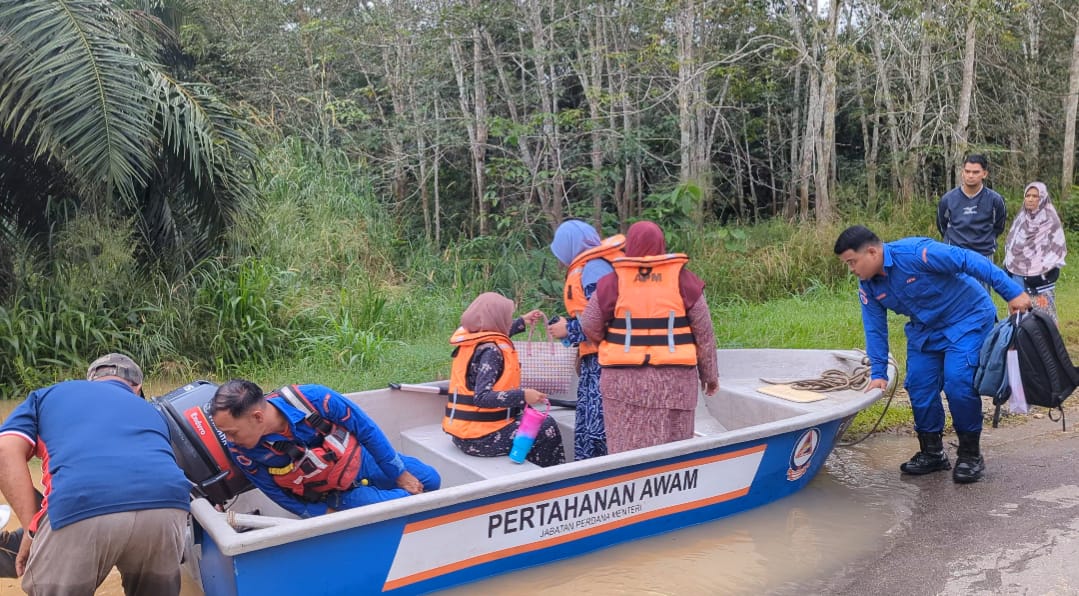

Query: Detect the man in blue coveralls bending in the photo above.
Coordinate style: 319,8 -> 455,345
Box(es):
834,226 -> 1032,483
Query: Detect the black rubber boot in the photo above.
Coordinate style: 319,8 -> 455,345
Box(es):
900,431 -> 951,475
953,431 -> 985,484
0,528 -> 21,578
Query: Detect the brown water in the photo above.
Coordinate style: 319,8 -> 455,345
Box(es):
438,436 -> 917,595
0,397 -> 916,595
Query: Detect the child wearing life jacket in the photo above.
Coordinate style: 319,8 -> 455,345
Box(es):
444,292 -> 566,467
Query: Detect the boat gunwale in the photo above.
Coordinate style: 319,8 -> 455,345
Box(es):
193,380 -> 885,557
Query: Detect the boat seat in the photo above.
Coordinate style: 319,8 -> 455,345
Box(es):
693,397 -> 728,437
400,423 -> 544,488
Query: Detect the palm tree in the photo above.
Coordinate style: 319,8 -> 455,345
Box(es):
0,0 -> 258,281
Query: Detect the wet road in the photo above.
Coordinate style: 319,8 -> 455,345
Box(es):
820,416 -> 1079,596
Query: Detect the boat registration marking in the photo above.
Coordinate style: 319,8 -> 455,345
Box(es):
383,444 -> 766,591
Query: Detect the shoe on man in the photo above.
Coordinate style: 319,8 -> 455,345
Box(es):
953,431 -> 985,483
900,431 -> 951,475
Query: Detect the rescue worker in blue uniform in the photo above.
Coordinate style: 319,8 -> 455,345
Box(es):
834,226 -> 1032,483
210,379 -> 440,517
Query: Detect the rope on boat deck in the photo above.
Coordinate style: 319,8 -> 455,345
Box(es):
759,366 -> 872,392
758,350 -> 899,447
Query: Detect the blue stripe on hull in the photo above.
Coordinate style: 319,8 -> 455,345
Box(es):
197,418 -> 846,596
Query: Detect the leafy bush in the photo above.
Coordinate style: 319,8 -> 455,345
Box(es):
189,257 -> 293,371
0,215 -> 180,396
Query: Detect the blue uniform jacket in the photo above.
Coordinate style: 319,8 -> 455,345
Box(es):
859,238 -> 1024,380
226,384 -> 408,517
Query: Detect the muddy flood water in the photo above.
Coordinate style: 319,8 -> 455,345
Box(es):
0,396 -> 919,596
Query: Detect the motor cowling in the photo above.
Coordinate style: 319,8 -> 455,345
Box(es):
151,381 -> 252,506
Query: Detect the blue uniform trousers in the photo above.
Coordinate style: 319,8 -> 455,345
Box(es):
904,327 -> 987,433
328,454 -> 441,510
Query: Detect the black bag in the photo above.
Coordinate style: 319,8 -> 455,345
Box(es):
1012,311 -> 1079,429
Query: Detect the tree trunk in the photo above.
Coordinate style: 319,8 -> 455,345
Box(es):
586,7 -> 605,228
815,0 -> 839,223
1063,15 -> 1079,202
569,0 -> 610,229
787,0 -> 816,221
855,58 -> 879,207
953,0 -> 978,176
471,20 -> 489,236
900,30 -> 932,202
528,0 -> 566,228
765,99 -> 779,217
448,18 -> 488,237
676,0 -> 698,190
801,66 -> 820,221
869,10 -> 902,199
433,102 -> 442,247
786,62 -> 803,220
1023,6 -> 1042,174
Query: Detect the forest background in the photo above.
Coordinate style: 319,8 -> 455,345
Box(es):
1,0 -> 1079,434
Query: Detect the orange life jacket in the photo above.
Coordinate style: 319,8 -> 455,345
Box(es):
265,385 -> 362,502
444,328 -> 521,439
597,254 -> 699,367
564,234 -> 625,356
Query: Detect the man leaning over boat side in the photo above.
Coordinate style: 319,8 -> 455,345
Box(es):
209,380 -> 441,517
834,226 -> 1031,484
0,353 -> 192,596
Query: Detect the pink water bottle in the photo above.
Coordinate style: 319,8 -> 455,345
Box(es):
509,399 -> 549,463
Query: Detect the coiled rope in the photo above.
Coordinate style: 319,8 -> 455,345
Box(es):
760,366 -> 872,392
759,350 -> 899,447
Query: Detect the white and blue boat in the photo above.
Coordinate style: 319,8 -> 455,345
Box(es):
170,348 -> 893,596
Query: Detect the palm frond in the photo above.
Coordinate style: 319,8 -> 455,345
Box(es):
142,70 -> 258,263
0,0 -> 159,207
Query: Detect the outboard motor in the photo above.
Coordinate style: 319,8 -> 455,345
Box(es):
152,381 -> 252,505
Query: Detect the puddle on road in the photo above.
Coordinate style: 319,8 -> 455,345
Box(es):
0,395 -> 919,596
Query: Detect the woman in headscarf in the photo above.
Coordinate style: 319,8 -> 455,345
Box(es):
547,220 -> 624,460
579,221 -> 719,453
443,292 -> 565,467
1003,181 -> 1067,322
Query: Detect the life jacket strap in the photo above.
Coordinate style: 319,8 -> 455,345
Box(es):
604,332 -> 696,346
608,315 -> 690,330
444,406 -> 513,422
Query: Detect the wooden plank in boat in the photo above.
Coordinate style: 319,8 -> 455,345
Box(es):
755,384 -> 828,403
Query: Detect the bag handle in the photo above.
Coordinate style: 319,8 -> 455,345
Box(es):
526,318 -> 557,344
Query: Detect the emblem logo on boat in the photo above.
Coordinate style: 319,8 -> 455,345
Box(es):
786,428 -> 820,481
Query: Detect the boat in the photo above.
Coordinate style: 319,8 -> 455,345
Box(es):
163,348 -> 894,596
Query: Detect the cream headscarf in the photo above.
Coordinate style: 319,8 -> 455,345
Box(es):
1004,181 -> 1067,277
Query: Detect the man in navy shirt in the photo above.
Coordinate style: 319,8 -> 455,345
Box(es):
0,353 -> 191,595
210,379 -> 440,518
835,227 -> 1031,483
937,154 -> 1007,259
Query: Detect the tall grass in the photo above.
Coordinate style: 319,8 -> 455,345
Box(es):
2,138 -> 1067,416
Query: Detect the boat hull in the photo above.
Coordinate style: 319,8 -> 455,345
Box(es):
195,418 -> 848,596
